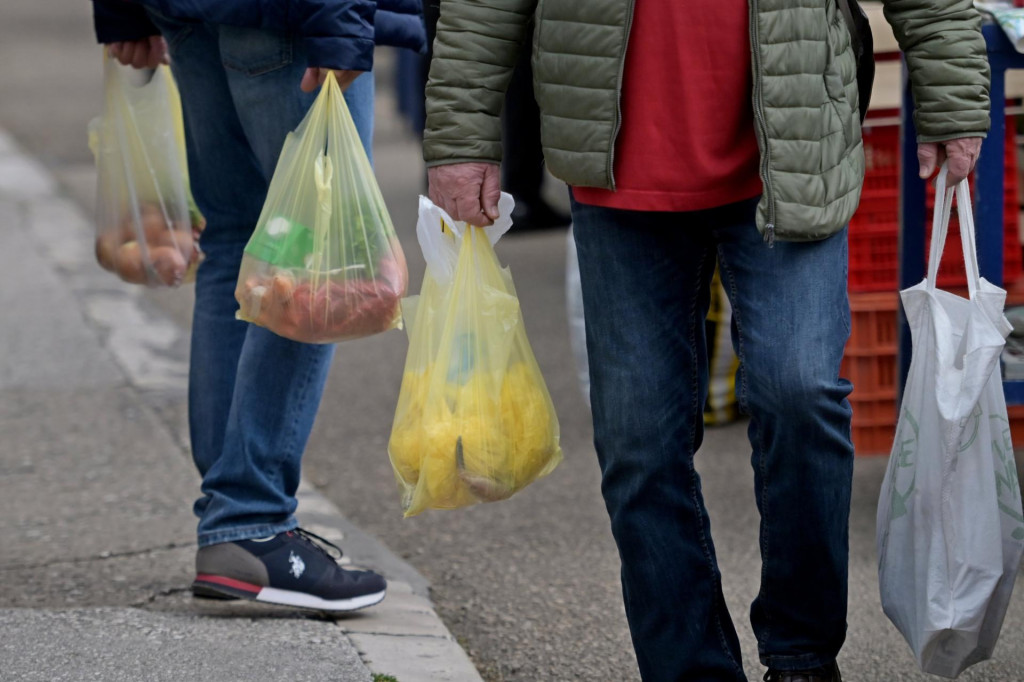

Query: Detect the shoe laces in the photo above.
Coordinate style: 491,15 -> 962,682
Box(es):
292,527 -> 344,562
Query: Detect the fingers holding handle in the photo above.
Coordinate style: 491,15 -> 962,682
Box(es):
428,163 -> 502,227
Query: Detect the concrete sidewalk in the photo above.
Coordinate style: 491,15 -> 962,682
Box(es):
0,128 -> 482,682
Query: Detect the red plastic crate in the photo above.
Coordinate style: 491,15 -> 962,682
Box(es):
847,220 -> 902,292
844,354 -> 897,396
851,421 -> 898,455
849,122 -> 1022,292
842,292 -> 900,454
1010,405 -> 1024,447
850,405 -> 1022,455
849,394 -> 898,423
846,291 -> 899,350
843,285 -> 1024,454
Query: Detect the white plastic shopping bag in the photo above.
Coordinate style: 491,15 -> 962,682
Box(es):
876,165 -> 1024,678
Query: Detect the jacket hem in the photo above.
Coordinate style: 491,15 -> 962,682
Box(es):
423,158 -> 501,168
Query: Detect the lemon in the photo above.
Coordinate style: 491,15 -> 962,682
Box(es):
389,360 -> 561,514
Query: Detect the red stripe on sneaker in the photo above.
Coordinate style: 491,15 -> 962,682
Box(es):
195,574 -> 262,595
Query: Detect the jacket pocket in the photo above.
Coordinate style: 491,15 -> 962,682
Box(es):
823,3 -> 857,152
532,0 -> 546,63
220,26 -> 294,76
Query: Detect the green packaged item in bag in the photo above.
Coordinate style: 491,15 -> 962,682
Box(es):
244,217 -> 315,270
235,72 -> 408,343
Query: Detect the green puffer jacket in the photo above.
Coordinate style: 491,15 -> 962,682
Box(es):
423,0 -> 990,242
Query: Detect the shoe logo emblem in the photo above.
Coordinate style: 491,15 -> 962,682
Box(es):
288,551 -> 306,579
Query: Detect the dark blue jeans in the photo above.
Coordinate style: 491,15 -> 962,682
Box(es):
571,196 -> 855,681
148,12 -> 375,547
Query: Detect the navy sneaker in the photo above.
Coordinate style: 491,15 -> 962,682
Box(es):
191,528 -> 386,611
764,662 -> 842,682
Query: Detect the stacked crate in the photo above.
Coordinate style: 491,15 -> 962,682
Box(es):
849,120 -> 1022,293
843,118 -> 1023,454
842,292 -> 900,454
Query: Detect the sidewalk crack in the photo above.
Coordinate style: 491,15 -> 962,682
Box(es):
0,541 -> 194,571
337,628 -> 452,640
131,585 -> 192,608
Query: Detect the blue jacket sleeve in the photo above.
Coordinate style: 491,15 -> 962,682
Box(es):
92,0 -> 160,43
288,0 -> 376,71
144,0 -> 376,71
373,9 -> 426,54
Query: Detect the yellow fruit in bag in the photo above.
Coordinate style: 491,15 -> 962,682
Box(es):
454,412 -> 508,502
388,210 -> 562,516
500,363 -> 559,486
457,363 -> 559,500
418,405 -> 476,509
389,360 -> 561,512
387,419 -> 421,487
90,56 -> 205,288
388,372 -> 430,486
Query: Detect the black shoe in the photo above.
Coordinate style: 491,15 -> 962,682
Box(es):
509,195 -> 571,231
764,662 -> 842,682
191,528 -> 386,612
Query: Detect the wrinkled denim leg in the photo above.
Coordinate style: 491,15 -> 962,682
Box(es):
571,197 -> 747,682
715,218 -> 854,671
148,15 -> 374,546
572,194 -> 854,680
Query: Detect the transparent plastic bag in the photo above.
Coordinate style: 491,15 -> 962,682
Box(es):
388,196 -> 562,517
235,72 -> 407,343
89,54 -> 203,287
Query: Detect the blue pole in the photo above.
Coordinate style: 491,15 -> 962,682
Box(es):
979,23 -> 1010,287
897,60 -> 926,403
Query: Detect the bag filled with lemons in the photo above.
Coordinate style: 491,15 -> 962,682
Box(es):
388,196 -> 562,516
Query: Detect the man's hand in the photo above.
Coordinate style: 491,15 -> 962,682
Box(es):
427,162 -> 501,227
107,36 -> 168,69
917,137 -> 983,185
300,68 -> 362,92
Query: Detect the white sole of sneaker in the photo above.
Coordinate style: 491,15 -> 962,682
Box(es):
255,587 -> 387,612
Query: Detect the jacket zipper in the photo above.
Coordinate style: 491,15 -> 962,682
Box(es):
748,0 -> 776,247
608,0 -> 637,191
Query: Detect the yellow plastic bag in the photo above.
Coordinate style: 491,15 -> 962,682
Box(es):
89,53 -> 203,287
235,72 -> 407,343
389,196 -> 562,516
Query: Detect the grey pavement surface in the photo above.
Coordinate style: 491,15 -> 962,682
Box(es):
3,2 -> 1024,682
0,608 -> 373,682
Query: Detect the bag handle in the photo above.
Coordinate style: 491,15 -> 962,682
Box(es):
927,164 -> 981,298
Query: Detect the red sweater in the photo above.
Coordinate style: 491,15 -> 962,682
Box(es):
572,1 -> 763,212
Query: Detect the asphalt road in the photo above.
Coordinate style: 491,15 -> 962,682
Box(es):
5,3 -> 1024,681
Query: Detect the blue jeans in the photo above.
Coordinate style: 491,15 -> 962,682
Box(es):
148,12 -> 375,547
570,196 -> 855,681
